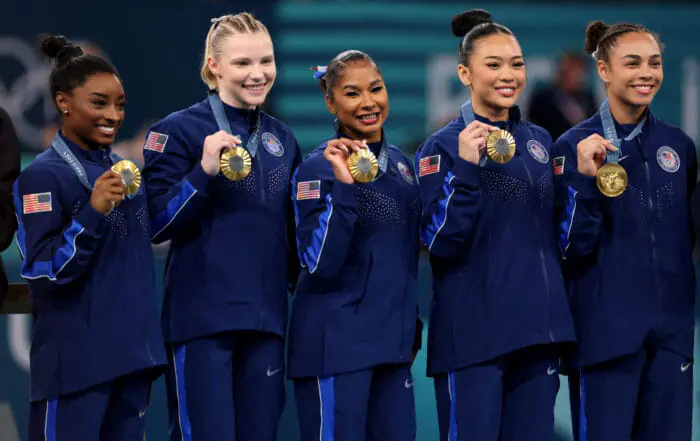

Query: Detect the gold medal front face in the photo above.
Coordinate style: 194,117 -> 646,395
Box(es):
220,147 -> 252,181
347,149 -> 379,183
485,130 -> 516,164
111,160 -> 142,197
596,162 -> 628,197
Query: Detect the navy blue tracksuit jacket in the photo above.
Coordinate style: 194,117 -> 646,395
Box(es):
553,110 -> 698,367
416,107 -> 576,376
142,98 -> 301,344
287,136 -> 422,378
14,132 -> 166,402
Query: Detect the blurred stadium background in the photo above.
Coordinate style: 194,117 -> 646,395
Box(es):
1,1 -> 698,440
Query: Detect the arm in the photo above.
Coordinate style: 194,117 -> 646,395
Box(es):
415,138 -> 483,259
552,137 -> 603,261
14,168 -> 106,285
292,156 -> 358,279
0,108 -> 20,251
286,137 -> 302,292
142,122 -> 216,244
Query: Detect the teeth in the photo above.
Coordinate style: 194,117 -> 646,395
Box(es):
634,85 -> 652,91
360,113 -> 378,121
245,84 -> 265,91
98,126 -> 115,134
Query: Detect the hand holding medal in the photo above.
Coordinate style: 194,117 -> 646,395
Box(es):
323,138 -> 373,184
90,170 -> 126,215
200,130 -> 243,178
458,121 -> 501,165
576,134 -> 623,197
111,160 -> 142,197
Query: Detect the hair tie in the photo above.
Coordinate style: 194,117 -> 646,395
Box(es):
311,65 -> 327,80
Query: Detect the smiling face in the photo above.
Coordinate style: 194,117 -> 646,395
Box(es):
325,60 -> 389,143
597,31 -> 663,110
208,31 -> 276,109
457,33 -> 526,120
56,72 -> 125,148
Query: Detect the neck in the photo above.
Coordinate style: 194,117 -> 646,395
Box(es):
471,98 -> 509,122
218,88 -> 256,110
608,94 -> 646,124
61,127 -> 96,151
340,125 -> 382,143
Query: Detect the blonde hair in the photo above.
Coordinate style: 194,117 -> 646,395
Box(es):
200,12 -> 269,89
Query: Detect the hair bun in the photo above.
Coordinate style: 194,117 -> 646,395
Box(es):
584,21 -> 610,55
451,9 -> 493,38
39,34 -> 83,66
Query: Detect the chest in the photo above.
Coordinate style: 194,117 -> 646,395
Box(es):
61,160 -> 151,240
354,158 -> 421,228
478,136 -> 554,208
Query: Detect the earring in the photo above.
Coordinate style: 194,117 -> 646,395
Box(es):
62,109 -> 69,115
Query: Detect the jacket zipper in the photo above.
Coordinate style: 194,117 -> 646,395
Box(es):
518,156 -> 555,342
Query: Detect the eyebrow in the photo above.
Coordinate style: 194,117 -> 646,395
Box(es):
621,54 -> 662,60
89,92 -> 108,98
483,55 -> 523,61
342,79 -> 383,90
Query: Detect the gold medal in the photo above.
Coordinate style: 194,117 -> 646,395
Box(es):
596,162 -> 628,197
485,130 -> 516,164
111,160 -> 142,197
220,147 -> 252,181
347,148 -> 378,183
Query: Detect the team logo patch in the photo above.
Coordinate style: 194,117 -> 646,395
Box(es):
397,162 -> 415,184
418,155 -> 440,177
553,156 -> 565,175
23,192 -> 52,214
296,180 -> 321,200
527,140 -> 549,164
144,131 -> 168,153
656,146 -> 680,173
262,132 -> 284,157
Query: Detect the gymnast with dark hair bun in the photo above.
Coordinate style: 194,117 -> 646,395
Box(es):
14,34 -> 167,441
554,19 -> 697,441
414,9 -> 576,441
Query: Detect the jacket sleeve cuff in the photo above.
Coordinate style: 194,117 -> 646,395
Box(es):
331,182 -> 358,206
450,158 -> 480,188
570,172 -> 600,200
74,203 -> 106,234
187,162 -> 216,195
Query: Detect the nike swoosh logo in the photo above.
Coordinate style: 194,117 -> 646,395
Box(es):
404,379 -> 414,389
681,362 -> 693,372
266,367 -> 283,377
546,367 -> 557,376
618,154 -> 631,162
138,409 -> 147,418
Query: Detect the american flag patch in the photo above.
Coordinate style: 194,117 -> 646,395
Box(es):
296,180 -> 321,200
419,155 -> 440,177
23,192 -> 52,214
553,156 -> 565,175
144,131 -> 168,153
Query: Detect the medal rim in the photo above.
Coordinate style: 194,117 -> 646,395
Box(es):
596,162 -> 628,197
486,130 -> 516,164
347,149 -> 379,183
111,159 -> 141,197
220,146 -> 252,181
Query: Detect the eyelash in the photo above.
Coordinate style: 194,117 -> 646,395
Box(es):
345,86 -> 384,97
487,62 -> 525,69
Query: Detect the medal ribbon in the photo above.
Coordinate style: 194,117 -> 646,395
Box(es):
599,98 -> 646,164
208,93 -> 262,158
51,134 -> 127,191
